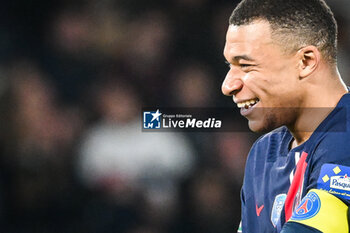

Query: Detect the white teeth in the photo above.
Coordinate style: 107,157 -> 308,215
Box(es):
236,99 -> 259,109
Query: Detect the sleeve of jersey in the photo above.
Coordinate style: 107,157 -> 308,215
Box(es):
281,189 -> 349,233
307,132 -> 350,203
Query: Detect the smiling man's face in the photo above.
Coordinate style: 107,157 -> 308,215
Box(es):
222,20 -> 303,132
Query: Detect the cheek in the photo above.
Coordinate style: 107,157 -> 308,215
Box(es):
272,63 -> 299,86
242,73 -> 260,88
243,72 -> 270,94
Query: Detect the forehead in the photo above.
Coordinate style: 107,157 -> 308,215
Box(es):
224,20 -> 276,59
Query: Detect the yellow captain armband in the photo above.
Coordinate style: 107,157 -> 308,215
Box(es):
288,189 -> 348,233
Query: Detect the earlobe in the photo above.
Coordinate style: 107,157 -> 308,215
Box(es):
298,46 -> 320,79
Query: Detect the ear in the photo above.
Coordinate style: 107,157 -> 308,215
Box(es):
297,46 -> 320,79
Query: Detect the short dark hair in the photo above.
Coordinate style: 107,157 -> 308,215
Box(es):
229,0 -> 338,63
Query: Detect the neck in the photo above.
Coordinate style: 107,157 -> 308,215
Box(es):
289,68 -> 347,149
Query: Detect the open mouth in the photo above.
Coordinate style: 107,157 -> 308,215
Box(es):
237,98 -> 260,109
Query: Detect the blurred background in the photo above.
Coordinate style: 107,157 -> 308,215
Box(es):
0,0 -> 348,232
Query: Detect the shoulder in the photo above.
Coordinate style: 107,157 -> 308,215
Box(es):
250,126 -> 289,151
246,126 -> 290,165
253,126 -> 288,146
308,93 -> 350,163
306,124 -> 350,201
311,131 -> 350,165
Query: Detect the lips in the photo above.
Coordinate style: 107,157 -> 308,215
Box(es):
236,98 -> 260,117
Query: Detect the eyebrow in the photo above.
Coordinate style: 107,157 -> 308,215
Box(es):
233,55 -> 255,62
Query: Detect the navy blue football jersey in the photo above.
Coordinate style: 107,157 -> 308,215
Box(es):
240,93 -> 350,233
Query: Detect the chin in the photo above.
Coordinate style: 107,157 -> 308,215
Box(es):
248,119 -> 280,133
248,120 -> 266,133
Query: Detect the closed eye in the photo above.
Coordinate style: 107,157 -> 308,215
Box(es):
240,64 -> 252,68
225,60 -> 256,70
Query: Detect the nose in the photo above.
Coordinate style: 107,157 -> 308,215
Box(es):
221,70 -> 244,96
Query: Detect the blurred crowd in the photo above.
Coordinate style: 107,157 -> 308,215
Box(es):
0,0 -> 348,232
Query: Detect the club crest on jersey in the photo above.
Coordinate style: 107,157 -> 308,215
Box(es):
271,194 -> 287,227
317,164 -> 350,200
290,191 -> 320,221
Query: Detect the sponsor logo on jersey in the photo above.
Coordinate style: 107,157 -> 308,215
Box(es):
271,194 -> 287,227
256,204 -> 264,216
290,191 -> 321,221
330,175 -> 350,191
317,164 -> 350,200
